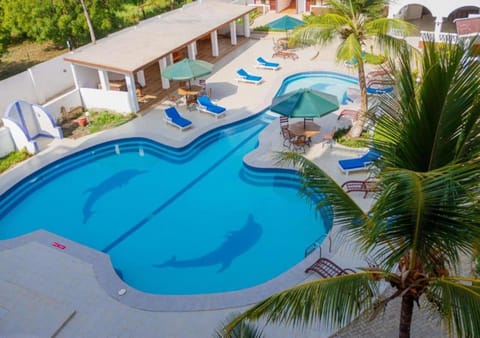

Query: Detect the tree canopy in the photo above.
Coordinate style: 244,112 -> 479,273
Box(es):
0,0 -> 177,52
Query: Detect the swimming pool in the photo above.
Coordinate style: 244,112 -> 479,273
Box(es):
278,71 -> 358,104
0,71 -> 355,295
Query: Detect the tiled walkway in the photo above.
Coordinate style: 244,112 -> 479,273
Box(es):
0,13 -> 450,337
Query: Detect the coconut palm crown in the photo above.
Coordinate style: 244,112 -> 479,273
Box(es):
224,41 -> 480,338
292,0 -> 415,137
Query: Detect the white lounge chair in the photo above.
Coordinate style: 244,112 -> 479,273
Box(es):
255,57 -> 280,70
338,150 -> 381,175
196,95 -> 226,119
163,107 -> 193,131
236,68 -> 264,85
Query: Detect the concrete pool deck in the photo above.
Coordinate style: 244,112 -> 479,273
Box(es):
0,20 -> 447,337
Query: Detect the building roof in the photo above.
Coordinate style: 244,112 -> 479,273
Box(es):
64,0 -> 254,74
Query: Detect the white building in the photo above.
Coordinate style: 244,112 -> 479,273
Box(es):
263,0 -> 480,40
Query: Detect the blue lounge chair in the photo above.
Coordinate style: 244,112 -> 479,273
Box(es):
196,95 -> 226,119
255,57 -> 280,70
163,107 -> 193,131
236,68 -> 263,85
367,86 -> 394,95
338,150 -> 381,175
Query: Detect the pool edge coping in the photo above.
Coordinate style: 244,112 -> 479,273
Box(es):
0,230 -> 327,312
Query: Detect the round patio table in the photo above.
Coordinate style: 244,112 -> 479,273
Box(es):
288,120 -> 321,138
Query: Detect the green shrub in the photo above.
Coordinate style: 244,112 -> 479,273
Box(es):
0,149 -> 31,174
253,25 -> 270,32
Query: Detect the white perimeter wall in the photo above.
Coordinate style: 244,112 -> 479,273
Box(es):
0,127 -> 15,157
43,89 -> 83,122
0,54 -> 75,118
80,88 -> 133,114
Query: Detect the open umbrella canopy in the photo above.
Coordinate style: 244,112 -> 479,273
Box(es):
162,58 -> 213,80
267,15 -> 305,31
270,88 -> 339,118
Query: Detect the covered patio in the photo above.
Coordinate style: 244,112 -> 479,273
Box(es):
64,0 -> 256,114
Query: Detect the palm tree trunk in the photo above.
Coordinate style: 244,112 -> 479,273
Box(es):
347,59 -> 368,138
399,295 -> 414,338
79,0 -> 96,44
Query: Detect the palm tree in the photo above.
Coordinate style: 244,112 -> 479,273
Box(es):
223,41 -> 480,338
292,0 -> 415,137
79,0 -> 96,44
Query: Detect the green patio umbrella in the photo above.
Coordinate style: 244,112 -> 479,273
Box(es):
267,15 -> 305,31
270,88 -> 339,125
162,58 -> 213,82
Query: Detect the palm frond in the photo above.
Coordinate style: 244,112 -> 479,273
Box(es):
368,162 -> 480,269
426,277 -> 480,338
292,13 -> 351,47
372,41 -> 480,172
365,18 -> 417,37
214,312 -> 264,338
224,271 -> 386,334
336,32 -> 362,62
277,152 -> 368,240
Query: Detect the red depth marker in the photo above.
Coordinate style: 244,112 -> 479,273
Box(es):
52,242 -> 66,250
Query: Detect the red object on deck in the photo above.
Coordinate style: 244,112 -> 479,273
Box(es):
52,242 -> 66,250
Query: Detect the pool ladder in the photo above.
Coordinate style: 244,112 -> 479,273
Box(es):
304,234 -> 331,258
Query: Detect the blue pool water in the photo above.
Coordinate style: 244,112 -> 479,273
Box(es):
0,72 -> 356,295
278,71 -> 358,104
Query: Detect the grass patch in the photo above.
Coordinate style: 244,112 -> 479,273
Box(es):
86,111 -> 136,134
334,127 -> 370,148
0,149 -> 31,174
59,110 -> 136,138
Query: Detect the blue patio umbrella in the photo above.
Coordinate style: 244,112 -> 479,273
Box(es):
267,15 -> 305,31
271,88 -> 339,126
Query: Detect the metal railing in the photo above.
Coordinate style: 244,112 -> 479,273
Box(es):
304,234 -> 331,258
420,31 -> 459,44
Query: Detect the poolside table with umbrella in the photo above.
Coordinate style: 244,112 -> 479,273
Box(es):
271,88 -> 340,144
162,58 -> 213,105
267,15 -> 305,45
267,15 -> 305,31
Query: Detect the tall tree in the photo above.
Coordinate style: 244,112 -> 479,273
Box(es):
79,0 -> 96,44
0,0 -> 122,48
292,0 -> 415,137
223,41 -> 480,338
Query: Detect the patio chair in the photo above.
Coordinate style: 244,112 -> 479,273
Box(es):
236,68 -> 264,85
163,107 -> 193,131
341,179 -> 382,198
279,116 -> 289,133
291,135 -> 308,153
281,127 -> 295,149
337,109 -> 359,121
196,95 -> 226,119
272,49 -> 299,60
305,257 -> 355,277
255,57 -> 281,70
338,150 -> 381,175
322,127 -> 336,148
